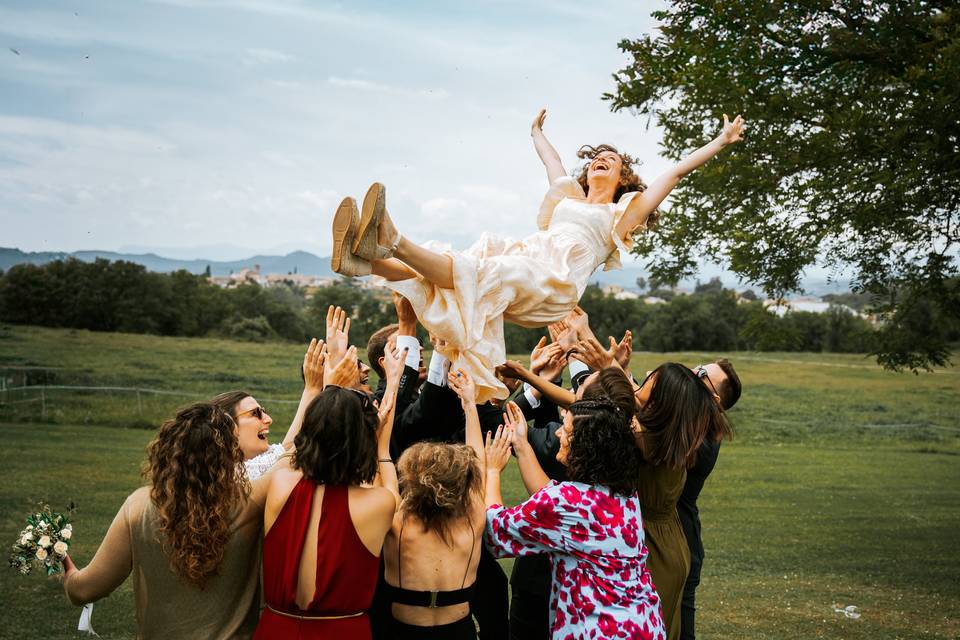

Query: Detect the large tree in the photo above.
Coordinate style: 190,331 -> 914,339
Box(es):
607,1 -> 959,370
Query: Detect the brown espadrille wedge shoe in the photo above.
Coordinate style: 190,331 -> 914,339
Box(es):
352,182 -> 400,261
330,197 -> 372,277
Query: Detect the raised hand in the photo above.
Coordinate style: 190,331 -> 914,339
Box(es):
721,114 -> 745,145
382,343 -> 408,385
448,368 -> 477,406
529,336 -> 551,374
325,306 -> 351,365
614,330 -> 633,370
548,320 -> 577,351
541,347 -> 567,382
393,292 -> 417,335
564,306 -> 594,341
531,108 -> 547,136
532,339 -> 566,381
495,360 -> 530,381
572,335 -> 619,371
502,401 -> 528,448
324,345 -> 359,389
485,425 -> 512,472
302,338 -> 326,392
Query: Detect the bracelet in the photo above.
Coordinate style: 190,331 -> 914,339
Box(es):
378,458 -> 394,464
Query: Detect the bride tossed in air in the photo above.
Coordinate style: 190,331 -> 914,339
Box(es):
331,109 -> 745,402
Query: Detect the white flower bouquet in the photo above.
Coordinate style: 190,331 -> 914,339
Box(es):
8,503 -> 74,576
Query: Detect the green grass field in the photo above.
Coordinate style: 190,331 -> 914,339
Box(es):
1,325 -> 959,639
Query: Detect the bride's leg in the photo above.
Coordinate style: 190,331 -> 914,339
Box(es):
393,238 -> 455,289
372,258 -> 418,281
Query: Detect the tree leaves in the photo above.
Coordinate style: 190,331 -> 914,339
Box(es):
607,1 -> 960,370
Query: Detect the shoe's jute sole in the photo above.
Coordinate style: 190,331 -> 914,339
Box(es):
331,197 -> 358,274
352,182 -> 385,256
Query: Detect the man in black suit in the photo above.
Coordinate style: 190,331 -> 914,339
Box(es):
680,359 -> 742,640
367,297 -> 511,640
367,294 -> 423,421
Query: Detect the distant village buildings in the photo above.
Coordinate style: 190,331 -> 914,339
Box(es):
207,264 -> 337,289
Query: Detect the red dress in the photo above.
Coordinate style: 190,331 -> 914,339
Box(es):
254,480 -> 381,639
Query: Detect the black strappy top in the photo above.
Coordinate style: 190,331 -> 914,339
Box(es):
385,518 -> 477,609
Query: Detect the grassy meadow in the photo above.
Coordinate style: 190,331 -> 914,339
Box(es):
1,325 -> 959,639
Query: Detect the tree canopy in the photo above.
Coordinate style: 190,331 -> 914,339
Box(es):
607,1 -> 959,370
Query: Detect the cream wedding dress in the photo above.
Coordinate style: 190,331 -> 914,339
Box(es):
380,176 -> 644,403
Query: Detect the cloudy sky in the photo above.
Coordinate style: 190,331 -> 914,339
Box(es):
0,0 -> 681,260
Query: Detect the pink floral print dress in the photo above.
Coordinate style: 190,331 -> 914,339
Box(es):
485,480 -> 666,639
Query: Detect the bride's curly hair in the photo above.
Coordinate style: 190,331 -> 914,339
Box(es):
144,402 -> 249,588
575,144 -> 660,228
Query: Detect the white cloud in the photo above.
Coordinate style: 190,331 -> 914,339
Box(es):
0,116 -> 174,154
327,76 -> 449,100
0,1 -> 673,257
242,47 -> 295,64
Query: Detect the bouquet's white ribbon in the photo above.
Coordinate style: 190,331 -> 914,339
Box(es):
78,603 -> 99,636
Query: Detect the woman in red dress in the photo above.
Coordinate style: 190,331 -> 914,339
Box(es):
254,343 -> 406,639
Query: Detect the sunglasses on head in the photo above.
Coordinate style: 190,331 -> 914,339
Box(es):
326,384 -> 374,408
693,365 -> 722,401
235,405 -> 268,421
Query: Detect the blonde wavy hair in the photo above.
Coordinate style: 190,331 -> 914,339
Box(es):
575,144 -> 660,228
397,443 -> 483,545
144,402 -> 250,588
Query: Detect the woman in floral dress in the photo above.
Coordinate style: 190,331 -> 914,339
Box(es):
484,400 -> 666,640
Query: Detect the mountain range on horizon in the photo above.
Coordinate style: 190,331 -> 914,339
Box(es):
0,247 -> 336,279
0,246 -> 854,296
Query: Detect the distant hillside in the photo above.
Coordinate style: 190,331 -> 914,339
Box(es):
0,247 -> 335,277
0,246 -> 851,296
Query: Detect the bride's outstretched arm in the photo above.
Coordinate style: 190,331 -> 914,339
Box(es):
531,108 -> 567,184
615,114 -> 745,240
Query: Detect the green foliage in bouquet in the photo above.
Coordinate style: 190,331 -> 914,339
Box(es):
8,502 -> 75,576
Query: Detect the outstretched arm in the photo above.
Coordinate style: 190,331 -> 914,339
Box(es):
283,338 -> 326,450
484,425 -> 512,508
504,401 -> 551,495
496,360 -> 576,408
615,114 -> 745,240
373,344 -> 407,506
448,369 -> 484,473
531,108 -> 567,184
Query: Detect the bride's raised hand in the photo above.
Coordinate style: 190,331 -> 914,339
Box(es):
721,114 -> 745,145
531,108 -> 547,136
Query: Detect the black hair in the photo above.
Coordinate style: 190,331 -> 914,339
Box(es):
564,399 -> 642,496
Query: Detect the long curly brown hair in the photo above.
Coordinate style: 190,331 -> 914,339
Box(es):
575,144 -> 660,229
397,442 -> 483,546
144,402 -> 249,588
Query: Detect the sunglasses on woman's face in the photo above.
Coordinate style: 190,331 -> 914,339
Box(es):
235,405 -> 268,421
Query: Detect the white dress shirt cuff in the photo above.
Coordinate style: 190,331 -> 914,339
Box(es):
522,383 -> 541,409
569,359 -> 591,377
427,350 -> 451,386
395,335 -> 421,370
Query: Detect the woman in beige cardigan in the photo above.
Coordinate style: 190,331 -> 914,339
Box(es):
60,341 -> 357,639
